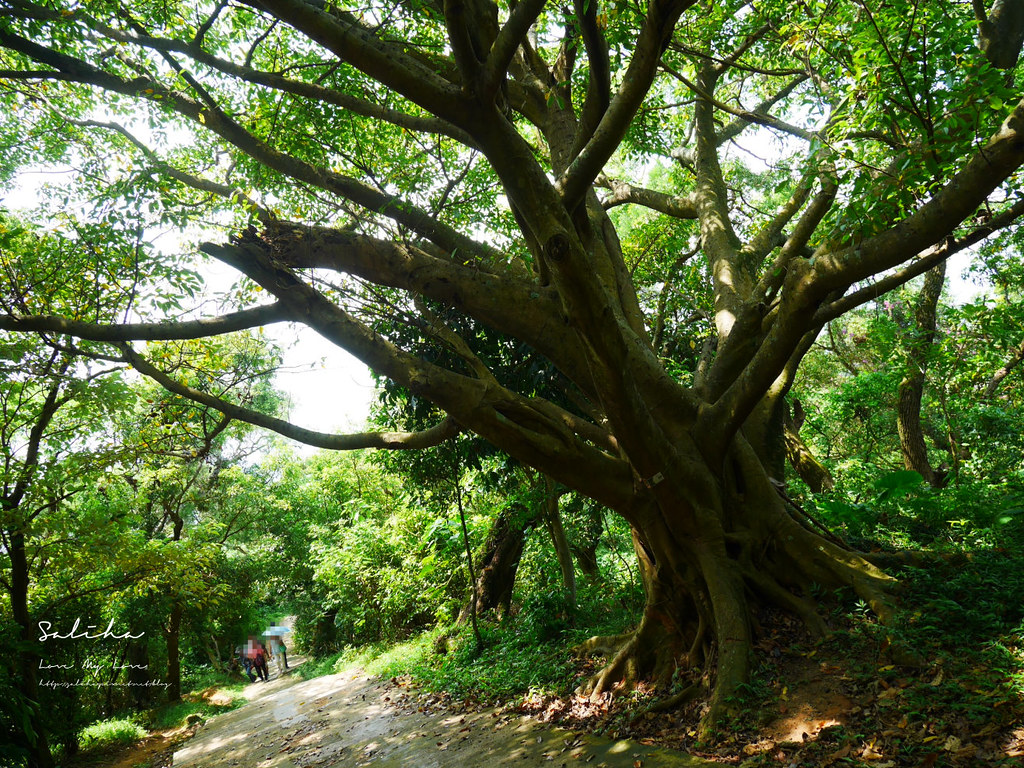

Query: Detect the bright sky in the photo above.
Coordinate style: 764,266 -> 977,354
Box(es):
196,256 -> 376,438
268,324 -> 376,434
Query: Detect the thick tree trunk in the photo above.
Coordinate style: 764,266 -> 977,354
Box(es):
165,602 -> 183,703
978,0 -> 1024,68
578,429 -> 895,736
8,530 -> 54,768
897,263 -> 946,487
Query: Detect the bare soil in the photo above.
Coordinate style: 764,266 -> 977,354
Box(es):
74,615 -> 1024,768
165,663 -> 710,768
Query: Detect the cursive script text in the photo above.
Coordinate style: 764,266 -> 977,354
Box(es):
38,618 -> 145,642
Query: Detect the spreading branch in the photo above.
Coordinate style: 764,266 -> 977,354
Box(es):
122,342 -> 463,450
0,304 -> 291,341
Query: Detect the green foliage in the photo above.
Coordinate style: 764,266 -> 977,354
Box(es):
810,470 -> 1024,552
309,507 -> 456,644
840,552 -> 1024,733
77,717 -> 147,751
332,536 -> 642,700
311,622 -> 580,701
148,686 -> 247,730
873,470 -> 924,502
2,0 -> 1024,758
287,469 -> 642,703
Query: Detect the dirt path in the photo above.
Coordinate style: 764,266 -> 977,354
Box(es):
171,664 -> 713,768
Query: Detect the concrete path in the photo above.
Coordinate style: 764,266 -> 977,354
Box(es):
172,665 -> 713,768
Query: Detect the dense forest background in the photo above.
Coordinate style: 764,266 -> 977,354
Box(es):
2,201 -> 1023,767
2,0 -> 1024,765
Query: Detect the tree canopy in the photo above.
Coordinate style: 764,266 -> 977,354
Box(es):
3,0 -> 1024,754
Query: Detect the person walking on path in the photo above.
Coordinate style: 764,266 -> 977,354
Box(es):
245,637 -> 269,682
256,640 -> 270,681
268,636 -> 288,673
237,646 -> 257,682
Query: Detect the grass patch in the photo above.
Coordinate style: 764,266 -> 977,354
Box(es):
77,717 -> 147,751
296,651 -> 351,680
300,597 -> 635,703
363,623 -> 581,700
148,681 -> 248,730
301,623 -> 579,700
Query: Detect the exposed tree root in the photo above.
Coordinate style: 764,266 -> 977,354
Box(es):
628,682 -> 703,725
585,635 -> 640,698
572,436 -> 907,741
861,549 -> 969,569
574,631 -> 633,658
742,566 -> 830,638
575,508 -> 901,739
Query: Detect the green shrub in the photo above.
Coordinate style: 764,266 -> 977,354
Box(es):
78,717 -> 147,751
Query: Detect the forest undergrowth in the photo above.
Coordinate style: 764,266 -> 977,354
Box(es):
302,504 -> 1024,767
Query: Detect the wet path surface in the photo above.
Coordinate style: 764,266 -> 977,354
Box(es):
172,664 -> 712,767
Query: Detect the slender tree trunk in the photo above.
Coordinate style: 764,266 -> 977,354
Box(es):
166,602 -> 183,703
127,638 -> 152,709
562,497 -> 603,580
783,402 -> 834,492
897,262 -> 946,487
458,504 -> 536,622
454,468 -> 482,652
8,530 -> 54,768
204,635 -> 224,672
571,541 -> 601,580
543,479 -> 576,617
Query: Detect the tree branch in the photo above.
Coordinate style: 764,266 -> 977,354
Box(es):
599,177 -> 698,218
666,63 -> 818,144
229,224 -> 596,391
82,18 -> 475,143
0,304 -> 291,341
569,0 -> 612,158
137,344 -> 468,450
985,336 -> 1024,397
481,0 -> 547,97
444,0 -> 484,83
556,0 -> 695,209
700,103 -> 1024,455
253,0 -> 464,122
814,197 -> 1024,324
0,29 -> 497,263
813,99 -> 1024,294
67,117 -> 271,221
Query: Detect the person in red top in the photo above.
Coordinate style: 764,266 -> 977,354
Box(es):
245,636 -> 269,682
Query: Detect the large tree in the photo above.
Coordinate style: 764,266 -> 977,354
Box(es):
2,0 -> 1024,736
